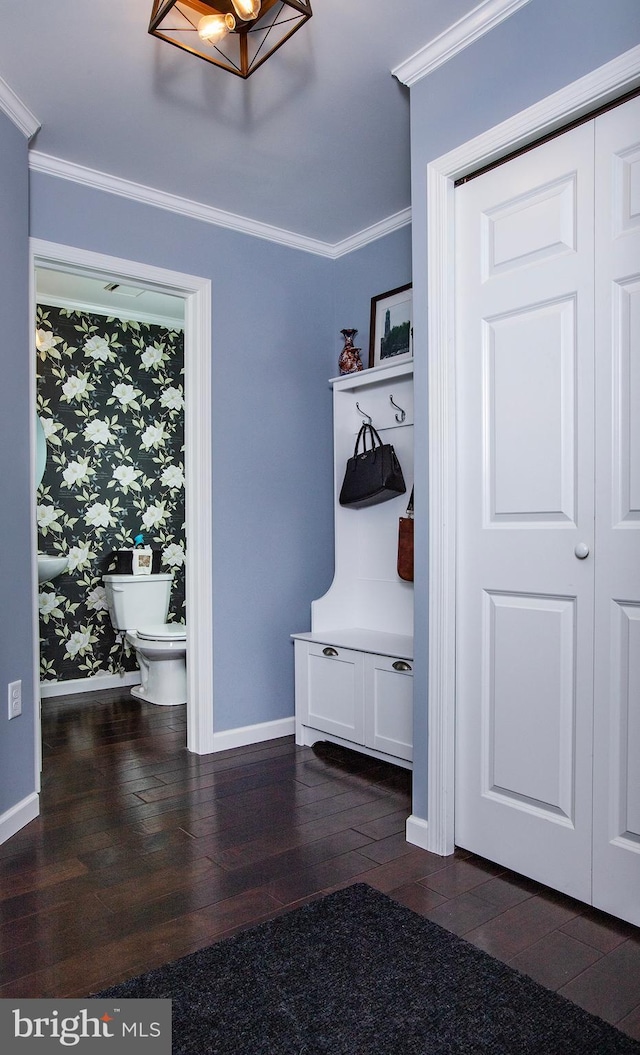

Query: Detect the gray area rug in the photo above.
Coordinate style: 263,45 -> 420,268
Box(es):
95,882 -> 640,1053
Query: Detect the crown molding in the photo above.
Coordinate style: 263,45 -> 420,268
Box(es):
29,150 -> 410,258
28,152 -> 332,256
0,76 -> 40,139
392,0 -> 533,87
331,208 -> 412,258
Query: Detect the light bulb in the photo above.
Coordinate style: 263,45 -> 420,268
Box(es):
231,0 -> 261,19
197,12 -> 236,44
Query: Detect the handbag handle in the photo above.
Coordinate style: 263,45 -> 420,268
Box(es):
353,422 -> 383,457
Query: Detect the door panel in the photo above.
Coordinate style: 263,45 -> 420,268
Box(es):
483,173 -> 577,277
592,96 -> 640,924
613,139 -> 640,238
612,603 -> 640,838
483,592 -> 576,821
486,297 -> 576,521
613,278 -> 640,522
455,121 -> 595,902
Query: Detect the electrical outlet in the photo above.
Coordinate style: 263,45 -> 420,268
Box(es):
8,680 -> 21,720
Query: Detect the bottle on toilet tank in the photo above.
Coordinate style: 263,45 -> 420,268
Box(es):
132,533 -> 153,576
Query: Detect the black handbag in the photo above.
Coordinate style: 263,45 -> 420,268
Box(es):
339,423 -> 406,508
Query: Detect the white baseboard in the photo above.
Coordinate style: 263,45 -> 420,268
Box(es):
212,716 -> 295,753
405,813 -> 431,850
40,671 -> 140,698
0,792 -> 39,845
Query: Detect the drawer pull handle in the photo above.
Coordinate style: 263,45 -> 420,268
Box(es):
392,660 -> 412,672
322,646 -> 339,657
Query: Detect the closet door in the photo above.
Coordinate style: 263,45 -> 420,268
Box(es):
592,96 -> 640,924
455,95 -> 640,924
454,122 -> 596,902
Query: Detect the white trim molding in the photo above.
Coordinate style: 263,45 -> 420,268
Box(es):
0,75 -> 40,139
212,717 -> 295,753
40,672 -> 140,699
30,239 -> 215,756
0,793 -> 39,845
405,814 -> 430,851
420,45 -> 640,857
332,208 -> 412,258
392,0 -> 533,87
29,152 -> 411,260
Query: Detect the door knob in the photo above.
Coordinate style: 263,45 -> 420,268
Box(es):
574,542 -> 590,559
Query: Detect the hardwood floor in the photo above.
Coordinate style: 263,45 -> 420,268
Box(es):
1,688 -> 639,1041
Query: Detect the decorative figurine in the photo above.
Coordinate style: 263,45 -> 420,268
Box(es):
338,329 -> 363,374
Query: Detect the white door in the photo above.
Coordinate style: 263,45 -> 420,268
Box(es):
455,96 -> 640,921
592,97 -> 640,923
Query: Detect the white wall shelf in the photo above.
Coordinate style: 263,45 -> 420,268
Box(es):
328,358 -> 413,390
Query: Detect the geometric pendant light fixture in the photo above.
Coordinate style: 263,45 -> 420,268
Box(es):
149,1 -> 313,79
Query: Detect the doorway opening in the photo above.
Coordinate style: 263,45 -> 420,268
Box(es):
30,240 -> 214,764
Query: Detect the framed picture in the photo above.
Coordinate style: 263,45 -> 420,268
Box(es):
368,284 -> 413,369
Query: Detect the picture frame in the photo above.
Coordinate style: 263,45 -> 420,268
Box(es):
368,283 -> 413,369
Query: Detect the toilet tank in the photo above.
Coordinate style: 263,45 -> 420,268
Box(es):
103,573 -> 172,631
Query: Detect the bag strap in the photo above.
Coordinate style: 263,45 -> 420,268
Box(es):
405,486 -> 414,518
353,422 -> 383,456
353,424 -> 367,457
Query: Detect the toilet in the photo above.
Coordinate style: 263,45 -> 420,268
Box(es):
103,573 -> 187,706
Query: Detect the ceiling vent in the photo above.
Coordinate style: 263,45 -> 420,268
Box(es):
104,283 -> 145,298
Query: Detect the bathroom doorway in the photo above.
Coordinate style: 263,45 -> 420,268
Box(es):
30,240 -> 214,756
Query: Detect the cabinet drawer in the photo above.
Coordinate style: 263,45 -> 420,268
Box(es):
297,642 -> 365,742
364,654 -> 413,762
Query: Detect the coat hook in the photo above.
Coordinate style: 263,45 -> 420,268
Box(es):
355,402 -> 372,425
390,395 -> 406,423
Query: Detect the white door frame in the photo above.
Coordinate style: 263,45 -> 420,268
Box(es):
30,239 -> 214,767
423,45 -> 640,856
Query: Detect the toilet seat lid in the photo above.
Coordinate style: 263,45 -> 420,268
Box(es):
136,624 -> 187,641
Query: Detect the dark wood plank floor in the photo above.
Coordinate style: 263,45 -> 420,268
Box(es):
1,688 -> 639,1041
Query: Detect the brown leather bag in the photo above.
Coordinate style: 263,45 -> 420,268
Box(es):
397,488 -> 414,582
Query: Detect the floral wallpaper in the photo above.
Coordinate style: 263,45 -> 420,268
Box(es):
36,304 -> 186,685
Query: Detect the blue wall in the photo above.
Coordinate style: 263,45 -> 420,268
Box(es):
0,110 -> 36,812
30,174 -> 339,733
29,176 -> 412,739
409,0 -> 640,821
333,225 -> 412,372
0,149 -> 411,831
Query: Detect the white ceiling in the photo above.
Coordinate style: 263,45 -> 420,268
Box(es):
36,269 -> 185,326
0,0 -> 482,246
